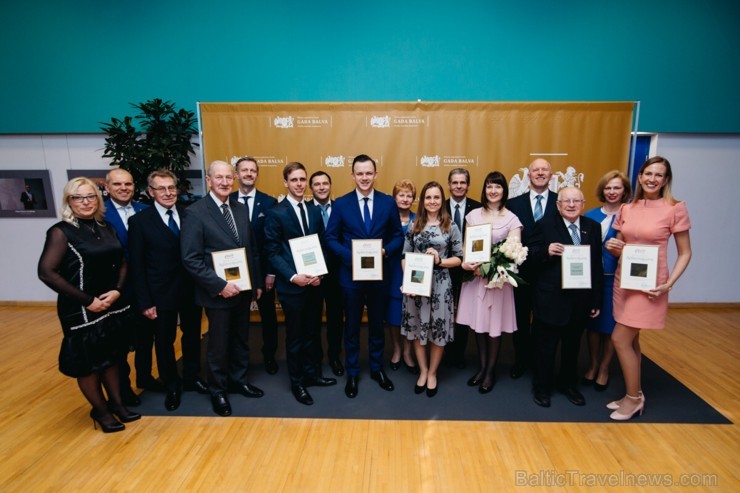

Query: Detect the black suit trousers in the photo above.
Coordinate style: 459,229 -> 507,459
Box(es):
532,317 -> 585,393
279,287 -> 323,386
153,304 -> 203,390
318,273 -> 343,361
512,283 -> 535,366
258,287 -> 279,358
204,293 -> 251,394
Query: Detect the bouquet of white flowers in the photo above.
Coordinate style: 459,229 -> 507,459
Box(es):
472,236 -> 528,289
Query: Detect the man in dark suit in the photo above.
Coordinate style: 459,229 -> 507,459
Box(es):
181,160 -> 264,416
308,170 -> 344,377
444,168 -> 482,369
264,163 -> 337,405
528,187 -> 603,408
128,170 -> 208,412
230,157 -> 280,375
20,185 -> 36,209
103,168 -> 154,405
506,158 -> 559,379
325,154 -> 404,398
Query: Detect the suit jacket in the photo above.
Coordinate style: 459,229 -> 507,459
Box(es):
128,204 -> 196,311
103,199 -> 149,256
230,189 -> 277,276
264,199 -> 325,295
445,197 -> 482,238
181,195 -> 262,309
507,191 -> 558,276
528,214 -> 603,327
324,189 -> 404,288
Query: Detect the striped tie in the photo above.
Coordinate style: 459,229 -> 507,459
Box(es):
534,195 -> 544,222
221,204 -> 239,242
569,223 -> 581,245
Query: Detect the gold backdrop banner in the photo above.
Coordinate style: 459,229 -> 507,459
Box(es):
198,102 -> 634,203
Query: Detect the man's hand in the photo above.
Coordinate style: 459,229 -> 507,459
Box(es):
219,283 -> 241,298
142,306 -> 158,320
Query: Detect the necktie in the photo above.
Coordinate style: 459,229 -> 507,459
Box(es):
166,209 -> 179,236
362,197 -> 372,233
454,204 -> 462,232
569,223 -> 581,245
297,202 -> 309,235
534,195 -> 544,222
221,204 -> 239,242
240,196 -> 252,222
319,204 -> 329,228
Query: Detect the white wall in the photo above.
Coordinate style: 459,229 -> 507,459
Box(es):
0,133 -> 738,303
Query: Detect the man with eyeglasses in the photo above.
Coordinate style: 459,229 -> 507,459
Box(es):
103,168 -> 154,406
128,170 -> 207,411
507,158 -> 558,380
181,161 -> 264,416
527,187 -> 603,408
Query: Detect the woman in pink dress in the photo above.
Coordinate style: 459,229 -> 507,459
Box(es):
457,171 -> 522,393
606,156 -> 692,420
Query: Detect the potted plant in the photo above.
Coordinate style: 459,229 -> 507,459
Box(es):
100,98 -> 199,202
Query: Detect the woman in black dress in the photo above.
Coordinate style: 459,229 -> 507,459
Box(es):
38,177 -> 140,432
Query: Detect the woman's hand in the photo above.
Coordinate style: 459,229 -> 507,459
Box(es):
86,297 -> 107,313
644,283 -> 672,301
462,261 -> 482,272
425,248 -> 440,266
605,237 -> 625,256
88,290 -> 121,312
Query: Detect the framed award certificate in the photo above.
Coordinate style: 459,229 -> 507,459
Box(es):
211,248 -> 252,291
289,233 -> 328,276
352,239 -> 383,281
463,223 -> 491,264
561,245 -> 591,289
402,253 -> 435,297
620,244 -> 659,290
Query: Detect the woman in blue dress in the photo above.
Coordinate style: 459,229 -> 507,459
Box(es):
583,171 -> 631,391
386,179 -> 417,372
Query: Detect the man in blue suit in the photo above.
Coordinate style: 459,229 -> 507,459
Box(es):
325,154 -> 404,398
230,157 -> 280,375
264,162 -> 337,405
103,168 -> 155,405
506,158 -> 559,380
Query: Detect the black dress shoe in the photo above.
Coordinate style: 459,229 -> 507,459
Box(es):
403,360 -> 420,375
303,376 -> 337,387
211,392 -> 232,416
370,370 -> 394,391
510,363 -> 526,379
264,358 -> 279,375
581,376 -> 595,385
164,390 -> 182,411
558,386 -> 586,406
183,378 -> 209,395
467,374 -> 483,387
329,359 -> 345,377
390,360 -> 402,371
121,387 -> 141,407
533,390 -> 551,407
228,383 -> 265,398
414,383 -> 426,394
345,376 -> 358,398
291,385 -> 314,406
479,377 -> 496,394
107,403 -> 142,423
594,378 -> 609,392
137,377 -> 166,393
90,410 -> 125,433
426,385 -> 438,397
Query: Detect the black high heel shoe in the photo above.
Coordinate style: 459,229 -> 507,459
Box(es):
390,360 -> 402,371
467,373 -> 483,387
426,385 -> 438,397
108,403 -> 142,423
478,376 -> 496,394
404,360 -> 419,375
414,383 -> 426,394
90,410 -> 125,433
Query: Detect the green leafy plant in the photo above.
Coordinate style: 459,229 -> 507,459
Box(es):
100,98 -> 198,196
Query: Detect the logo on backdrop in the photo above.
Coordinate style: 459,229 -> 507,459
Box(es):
419,154 -> 478,168
324,155 -> 346,168
231,156 -> 285,168
367,115 -> 428,128
419,155 -> 440,168
273,115 -> 331,129
508,165 -> 585,198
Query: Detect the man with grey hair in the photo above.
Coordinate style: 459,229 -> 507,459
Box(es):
527,186 -> 603,408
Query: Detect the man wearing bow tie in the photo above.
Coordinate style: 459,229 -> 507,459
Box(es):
527,187 -> 603,408
230,157 -> 279,375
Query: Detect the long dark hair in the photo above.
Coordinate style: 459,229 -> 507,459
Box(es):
412,181 -> 453,235
480,171 -> 509,210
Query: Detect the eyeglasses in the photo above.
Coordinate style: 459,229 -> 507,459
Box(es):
150,185 -> 178,193
69,194 -> 98,203
557,199 -> 584,205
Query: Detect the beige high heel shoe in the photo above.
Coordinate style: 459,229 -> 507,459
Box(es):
606,390 -> 644,410
609,394 -> 644,421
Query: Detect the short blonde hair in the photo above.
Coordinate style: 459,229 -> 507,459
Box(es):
392,179 -> 417,200
595,170 -> 631,203
60,177 -> 106,226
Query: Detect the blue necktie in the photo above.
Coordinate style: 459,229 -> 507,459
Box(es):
363,197 -> 372,233
534,195 -> 544,222
166,209 -> 179,236
569,223 -> 581,245
320,204 -> 329,228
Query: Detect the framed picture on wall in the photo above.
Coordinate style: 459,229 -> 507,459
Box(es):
0,170 -> 56,218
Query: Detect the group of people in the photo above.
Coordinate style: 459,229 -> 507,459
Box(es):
38,153 -> 691,431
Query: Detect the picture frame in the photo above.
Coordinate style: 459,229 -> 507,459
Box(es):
352,239 -> 383,281
620,244 -> 659,290
561,245 -> 591,289
402,252 -> 435,297
289,233 -> 328,276
463,223 -> 492,264
212,247 -> 252,291
0,170 -> 56,218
